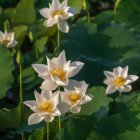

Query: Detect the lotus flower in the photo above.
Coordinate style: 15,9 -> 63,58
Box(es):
32,50 -> 84,91
60,80 -> 92,113
24,90 -> 61,125
104,66 -> 139,94
39,0 -> 76,33
0,31 -> 18,48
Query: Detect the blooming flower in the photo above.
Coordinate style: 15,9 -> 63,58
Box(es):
32,50 -> 84,91
39,0 -> 76,33
60,80 -> 92,113
24,90 -> 61,125
0,31 -> 18,48
104,66 -> 139,94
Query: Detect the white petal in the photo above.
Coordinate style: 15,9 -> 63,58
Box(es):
32,64 -> 48,75
44,19 -> 57,27
57,50 -> 66,67
28,113 -> 43,125
70,61 -> 84,77
40,80 -> 58,91
81,95 -> 92,105
118,86 -> 124,93
47,57 -> 56,72
51,108 -> 61,116
106,85 -> 117,94
34,90 -> 46,104
52,0 -> 60,8
113,66 -> 122,76
59,0 -> 67,9
51,91 -> 60,105
127,75 -> 139,82
55,77 -> 68,86
123,85 -> 132,92
103,79 -> 113,85
70,105 -> 81,114
39,8 -> 50,18
44,115 -> 54,122
11,40 -> 18,47
23,100 -> 36,108
104,71 -> 114,79
121,66 -> 128,78
57,102 -> 70,113
41,90 -> 52,100
57,21 -> 69,33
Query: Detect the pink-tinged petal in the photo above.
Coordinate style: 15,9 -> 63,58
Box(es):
104,71 -> 114,79
106,85 -> 117,94
32,64 -> 48,75
103,79 -> 113,85
123,85 -> 132,92
127,75 -> 139,82
28,113 -> 43,125
121,66 -> 128,78
57,21 -> 69,33
70,61 -> 84,77
57,102 -> 70,113
34,90 -> 46,104
113,66 -> 122,76
40,80 -> 58,91
39,8 -> 50,18
70,105 -> 81,114
23,100 -> 36,108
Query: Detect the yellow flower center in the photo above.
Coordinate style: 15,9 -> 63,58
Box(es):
51,9 -> 65,18
51,68 -> 66,81
114,76 -> 125,87
2,39 -> 10,45
39,100 -> 54,113
68,92 -> 81,104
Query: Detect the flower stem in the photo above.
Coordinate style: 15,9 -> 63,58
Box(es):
119,92 -> 122,97
57,29 -> 60,51
20,64 -> 25,140
47,122 -> 49,140
58,116 -> 61,131
87,10 -> 90,24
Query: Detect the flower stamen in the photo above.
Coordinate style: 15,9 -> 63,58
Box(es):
51,68 -> 66,81
67,92 -> 81,104
39,100 -> 54,113
114,76 -> 125,87
51,9 -> 65,18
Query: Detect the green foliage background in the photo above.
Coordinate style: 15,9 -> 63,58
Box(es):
0,0 -> 140,139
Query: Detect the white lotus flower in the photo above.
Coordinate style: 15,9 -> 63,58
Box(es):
0,31 -> 18,48
60,80 -> 92,113
39,0 -> 76,33
32,50 -> 84,91
104,66 -> 139,94
23,90 -> 61,125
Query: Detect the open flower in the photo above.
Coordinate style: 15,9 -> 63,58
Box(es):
39,0 -> 76,33
60,80 -> 92,113
0,31 -> 18,48
32,50 -> 84,91
104,66 -> 139,94
23,90 -> 61,125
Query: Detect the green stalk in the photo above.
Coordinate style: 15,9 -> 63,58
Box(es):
47,122 -> 49,140
17,51 -> 24,140
57,86 -> 61,131
87,10 -> 91,24
57,29 -> 60,51
35,43 -> 38,59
